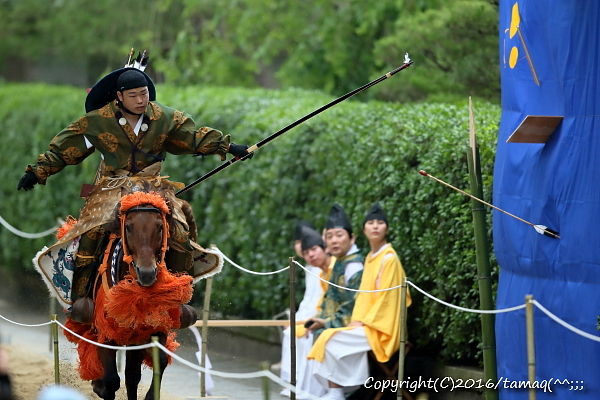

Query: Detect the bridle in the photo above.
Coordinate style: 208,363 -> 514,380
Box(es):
96,192 -> 171,297
120,205 -> 170,280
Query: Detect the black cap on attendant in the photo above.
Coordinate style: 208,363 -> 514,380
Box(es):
325,203 -> 353,236
300,226 -> 325,251
363,202 -> 388,226
294,220 -> 315,241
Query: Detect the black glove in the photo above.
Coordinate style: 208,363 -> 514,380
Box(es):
17,171 -> 39,191
228,143 -> 254,160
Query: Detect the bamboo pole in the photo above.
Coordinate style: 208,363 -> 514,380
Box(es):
201,276 -> 213,397
49,298 -> 56,352
51,314 -> 60,385
525,295 -> 536,400
152,336 -> 161,400
466,124 -> 498,399
397,277 -> 408,400
289,257 -> 297,400
261,361 -> 271,400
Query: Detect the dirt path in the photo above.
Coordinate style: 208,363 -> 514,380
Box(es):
5,344 -> 184,400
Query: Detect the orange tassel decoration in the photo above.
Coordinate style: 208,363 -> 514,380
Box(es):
64,267 -> 192,380
63,189 -> 192,381
120,191 -> 169,215
56,215 -> 78,240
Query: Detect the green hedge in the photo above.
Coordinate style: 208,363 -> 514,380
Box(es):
0,83 -> 500,364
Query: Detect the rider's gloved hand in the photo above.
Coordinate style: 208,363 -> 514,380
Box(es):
228,143 -> 254,160
17,171 -> 39,191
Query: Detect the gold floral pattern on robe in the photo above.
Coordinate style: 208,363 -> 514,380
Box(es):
26,101 -> 230,183
173,110 -> 188,129
99,104 -> 116,118
62,147 -> 84,165
68,117 -> 88,134
98,132 -> 119,152
152,134 -> 167,154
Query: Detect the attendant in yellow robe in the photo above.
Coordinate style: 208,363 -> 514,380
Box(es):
307,202 -> 412,400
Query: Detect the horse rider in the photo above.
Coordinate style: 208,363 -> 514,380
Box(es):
17,51 -> 253,321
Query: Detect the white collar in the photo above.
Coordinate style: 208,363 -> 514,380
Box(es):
133,114 -> 144,135
345,243 -> 360,256
369,243 -> 391,258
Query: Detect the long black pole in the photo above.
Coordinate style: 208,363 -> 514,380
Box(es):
177,56 -> 414,196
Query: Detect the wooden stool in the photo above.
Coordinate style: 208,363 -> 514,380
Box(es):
366,343 -> 414,400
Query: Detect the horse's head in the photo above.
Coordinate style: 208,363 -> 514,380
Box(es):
119,191 -> 170,287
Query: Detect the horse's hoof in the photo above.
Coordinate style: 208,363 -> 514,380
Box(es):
92,379 -> 105,398
70,297 -> 95,324
179,304 -> 197,329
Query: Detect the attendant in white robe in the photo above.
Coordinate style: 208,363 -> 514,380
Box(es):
308,202 -> 412,400
280,223 -> 334,397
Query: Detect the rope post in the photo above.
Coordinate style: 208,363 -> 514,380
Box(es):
49,298 -> 56,352
152,336 -> 161,400
201,276 -> 213,397
289,257 -> 297,400
525,295 -> 536,400
261,361 -> 271,400
397,277 -> 408,400
51,314 -> 60,385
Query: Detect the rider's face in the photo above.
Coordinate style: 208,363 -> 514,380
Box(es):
117,86 -> 149,113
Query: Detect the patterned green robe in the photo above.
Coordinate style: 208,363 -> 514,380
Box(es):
26,100 -> 230,182
25,100 -> 231,299
314,252 -> 364,338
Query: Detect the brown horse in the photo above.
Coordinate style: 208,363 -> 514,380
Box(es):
66,189 -> 197,400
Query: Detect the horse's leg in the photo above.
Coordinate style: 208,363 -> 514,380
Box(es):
92,347 -> 120,400
125,349 -> 145,400
144,332 -> 169,400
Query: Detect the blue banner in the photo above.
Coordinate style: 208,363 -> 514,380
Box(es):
495,1 -> 600,398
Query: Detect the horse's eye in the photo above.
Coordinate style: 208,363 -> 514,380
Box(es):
125,225 -> 132,233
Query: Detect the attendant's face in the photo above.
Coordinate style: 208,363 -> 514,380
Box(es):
303,245 -> 328,268
363,219 -> 388,242
117,86 -> 149,113
325,228 -> 354,258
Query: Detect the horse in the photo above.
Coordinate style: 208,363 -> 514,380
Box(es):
64,186 -> 199,400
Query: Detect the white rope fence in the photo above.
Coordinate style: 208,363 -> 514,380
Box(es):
0,313 -> 53,327
0,215 -> 58,239
2,249 -> 600,398
532,299 -> 600,343
0,315 -> 320,399
215,247 -> 290,275
406,280 -> 527,314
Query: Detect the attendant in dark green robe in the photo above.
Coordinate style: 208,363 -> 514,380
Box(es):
305,204 -> 364,339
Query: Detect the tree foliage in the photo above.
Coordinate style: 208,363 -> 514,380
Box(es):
0,0 -> 499,102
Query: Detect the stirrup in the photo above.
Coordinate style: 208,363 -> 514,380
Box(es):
70,297 -> 95,324
179,304 -> 198,329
